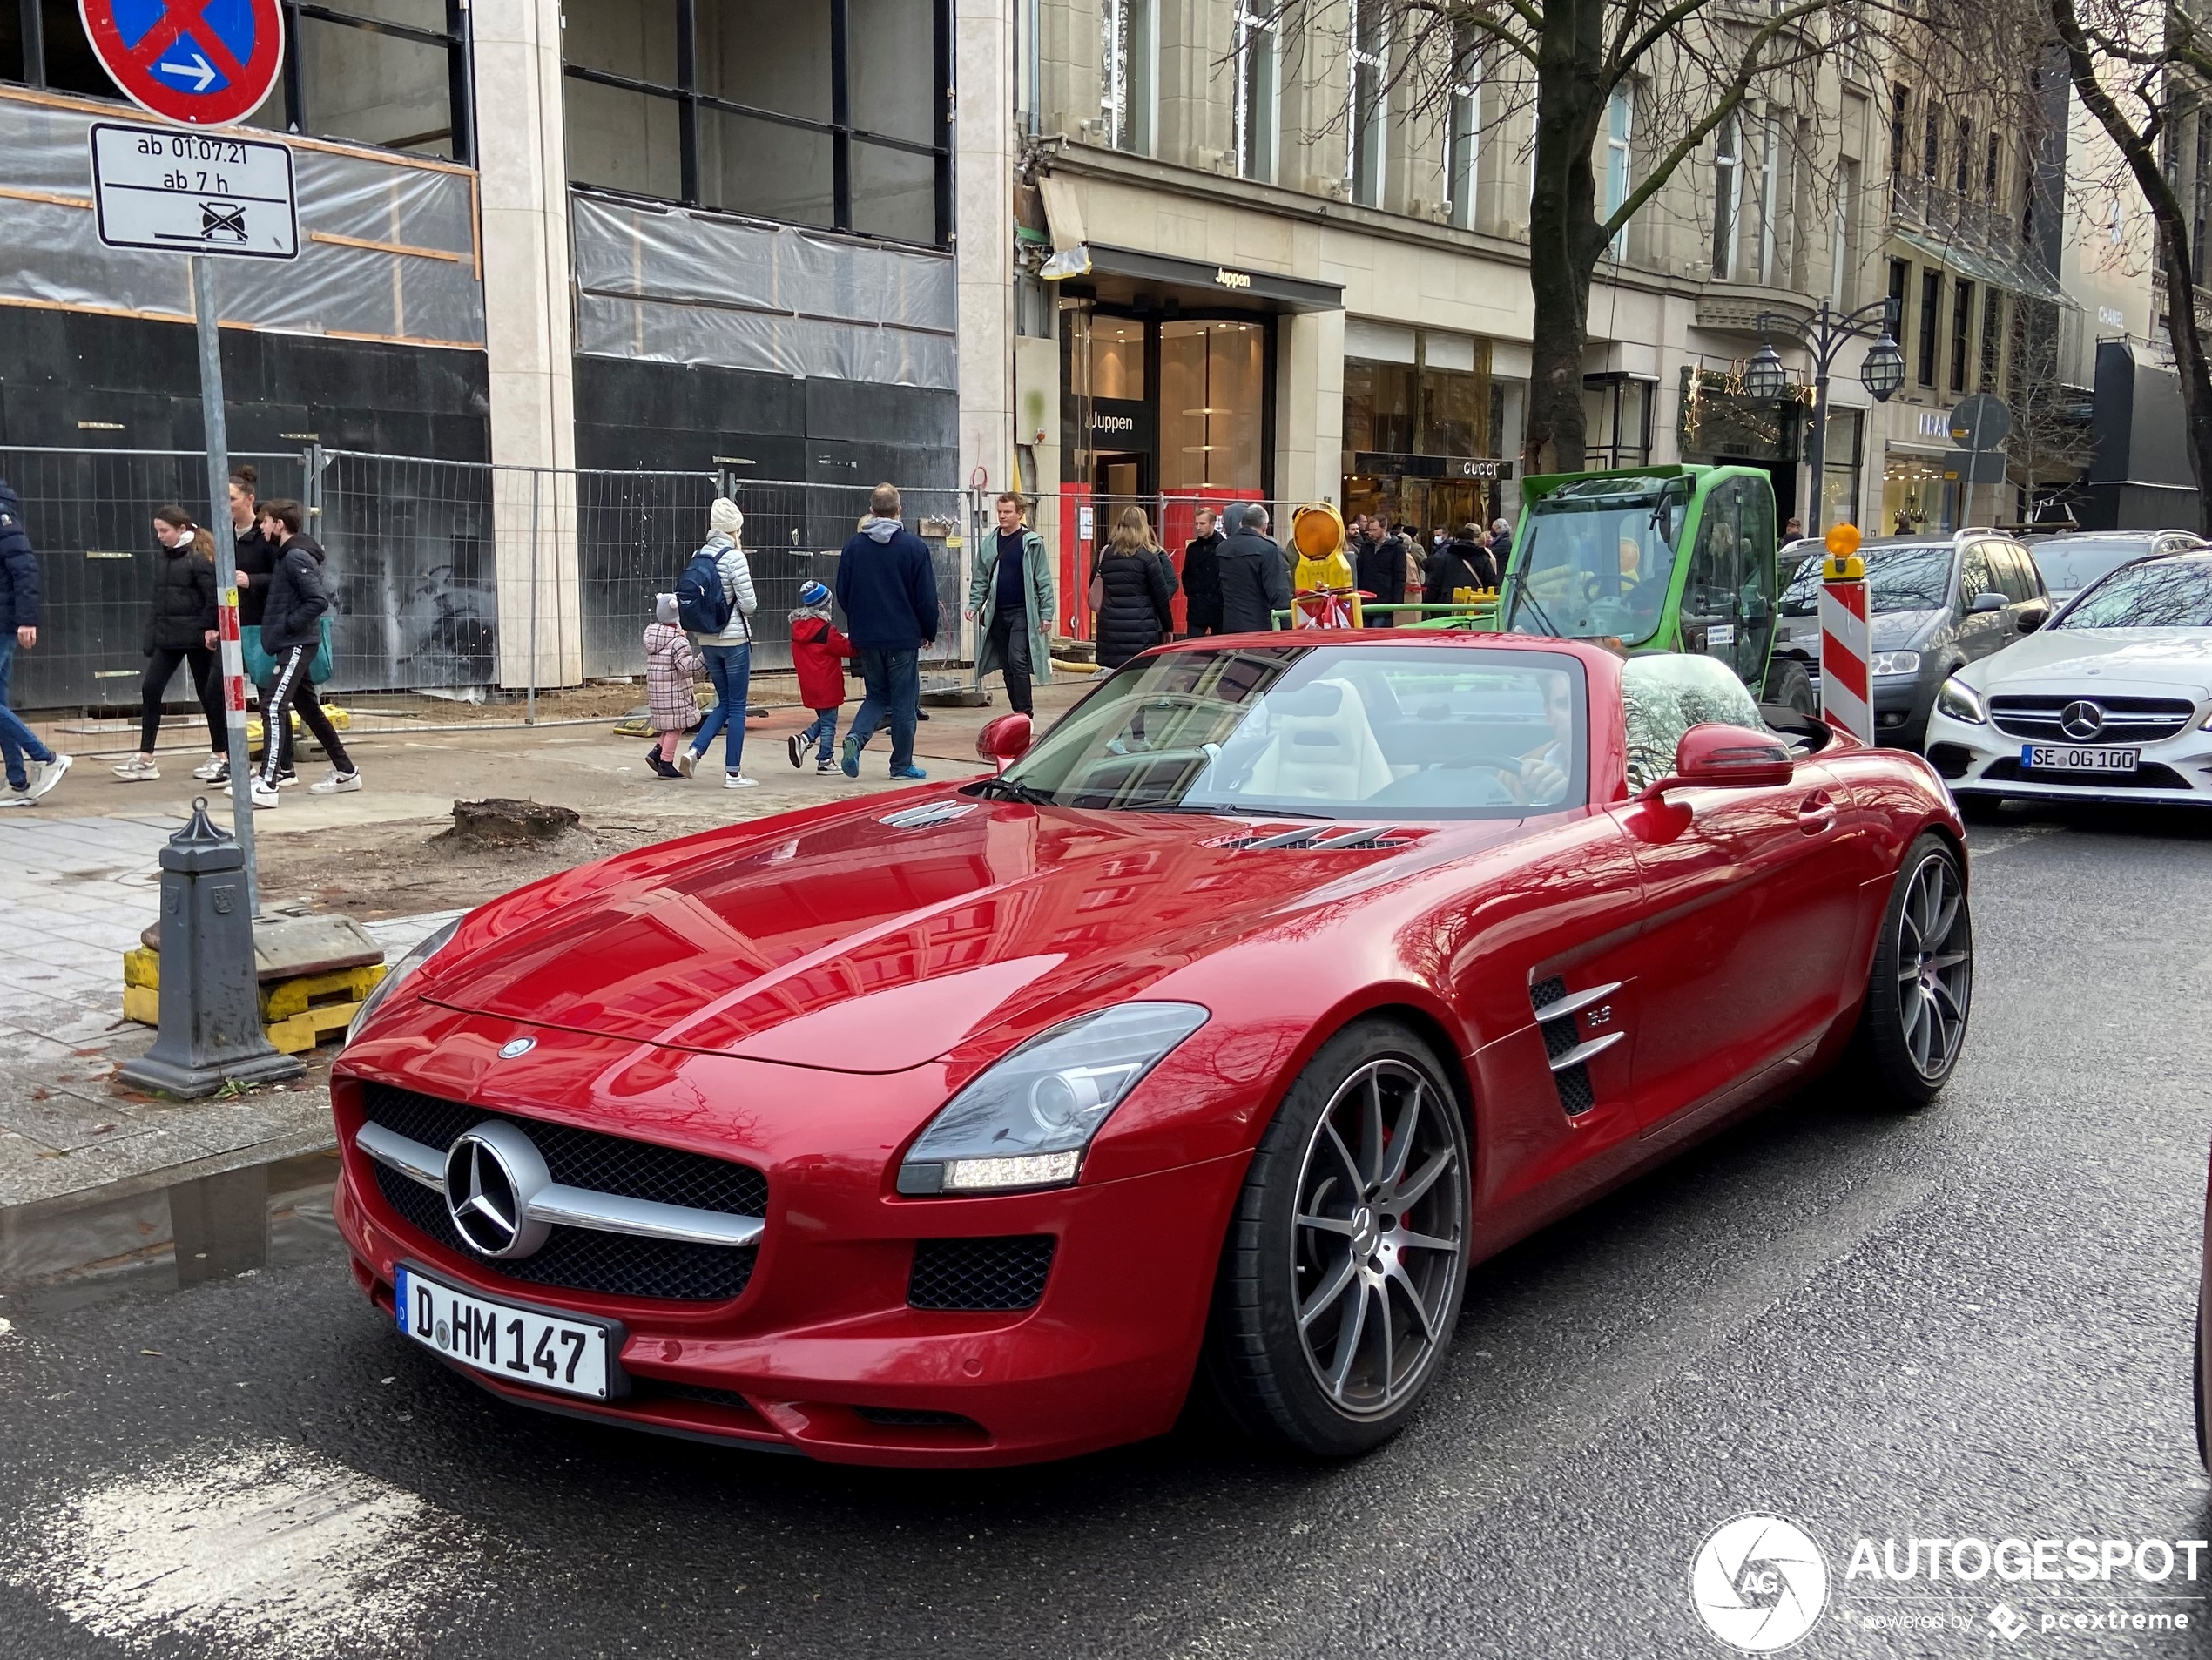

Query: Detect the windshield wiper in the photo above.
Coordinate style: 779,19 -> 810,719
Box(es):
966,775 -> 1055,806
1507,567 -> 1563,638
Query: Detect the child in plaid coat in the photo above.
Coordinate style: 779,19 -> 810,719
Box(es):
643,593 -> 700,779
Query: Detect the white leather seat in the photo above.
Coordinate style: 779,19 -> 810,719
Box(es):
1246,679 -> 1394,801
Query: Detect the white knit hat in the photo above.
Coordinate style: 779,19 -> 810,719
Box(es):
709,497 -> 744,536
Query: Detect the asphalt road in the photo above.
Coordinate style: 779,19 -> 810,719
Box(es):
3,803 -> 2211,1660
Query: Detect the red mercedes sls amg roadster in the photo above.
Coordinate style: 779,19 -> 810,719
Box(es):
333,635 -> 1971,1466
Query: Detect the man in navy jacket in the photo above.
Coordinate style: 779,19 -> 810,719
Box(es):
833,483 -> 940,780
0,477 -> 70,804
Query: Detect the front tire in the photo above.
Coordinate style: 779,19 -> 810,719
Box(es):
1206,1020 -> 1471,1456
1858,833 -> 1973,1106
1766,656 -> 1817,720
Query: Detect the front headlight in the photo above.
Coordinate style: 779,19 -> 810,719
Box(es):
344,916 -> 462,1046
1871,650 -> 1922,677
1935,677 -> 1986,725
896,1002 -> 1209,1195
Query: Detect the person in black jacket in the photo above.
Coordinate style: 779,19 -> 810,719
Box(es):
1426,523 -> 1501,608
0,476 -> 70,806
1216,504 -> 1292,633
226,464 -> 291,785
1182,506 -> 1224,636
246,499 -> 359,806
112,507 -> 226,784
1089,506 -> 1173,668
1353,518 -> 1414,619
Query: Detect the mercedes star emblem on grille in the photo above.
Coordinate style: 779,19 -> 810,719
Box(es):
498,1036 -> 536,1059
443,1121 -> 553,1259
2059,700 -> 2107,740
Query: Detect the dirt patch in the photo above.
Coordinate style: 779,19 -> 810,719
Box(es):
435,798 -> 583,848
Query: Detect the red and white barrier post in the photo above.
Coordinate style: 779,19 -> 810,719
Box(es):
1817,522 -> 1871,745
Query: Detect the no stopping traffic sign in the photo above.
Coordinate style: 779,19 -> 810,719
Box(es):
78,0 -> 285,126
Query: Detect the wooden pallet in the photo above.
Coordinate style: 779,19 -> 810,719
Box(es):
122,948 -> 387,1055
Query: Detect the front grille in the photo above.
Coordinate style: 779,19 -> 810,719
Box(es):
908,1236 -> 1056,1311
1990,694 -> 2196,745
360,1082 -> 765,1304
1979,758 -> 2194,791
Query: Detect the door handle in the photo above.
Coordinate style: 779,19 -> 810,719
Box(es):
1797,790 -> 1837,834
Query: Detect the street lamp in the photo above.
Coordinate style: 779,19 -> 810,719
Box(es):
1753,300 -> 1909,531
1743,341 -> 1791,402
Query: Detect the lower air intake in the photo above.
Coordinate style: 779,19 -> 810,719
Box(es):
908,1235 -> 1056,1311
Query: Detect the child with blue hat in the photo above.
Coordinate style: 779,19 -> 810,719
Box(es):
786,579 -> 856,773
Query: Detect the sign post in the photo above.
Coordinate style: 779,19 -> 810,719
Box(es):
80,0 -> 292,910
1818,521 -> 1873,746
1946,393 -> 2013,528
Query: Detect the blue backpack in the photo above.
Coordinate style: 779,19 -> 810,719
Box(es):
675,545 -> 732,634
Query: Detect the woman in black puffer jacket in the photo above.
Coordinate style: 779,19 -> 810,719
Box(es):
1088,506 -> 1173,669
112,506 -> 225,783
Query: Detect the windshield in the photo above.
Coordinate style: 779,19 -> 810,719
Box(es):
2031,537 -> 2160,594
1780,544 -> 1954,617
991,644 -> 1588,818
2054,557 -> 2212,629
1504,479 -> 1690,644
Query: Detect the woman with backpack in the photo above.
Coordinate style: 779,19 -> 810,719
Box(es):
674,497 -> 759,789
112,506 -> 226,783
1089,506 -> 1173,669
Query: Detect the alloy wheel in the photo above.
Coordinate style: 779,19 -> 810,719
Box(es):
1290,1058 -> 1467,1420
1896,851 -> 1973,1080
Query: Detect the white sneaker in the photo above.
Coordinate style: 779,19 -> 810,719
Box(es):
724,773 -> 758,789
274,770 -> 301,789
111,756 -> 159,781
28,754 -> 71,800
308,769 -> 362,795
192,756 -> 227,781
229,778 -> 280,809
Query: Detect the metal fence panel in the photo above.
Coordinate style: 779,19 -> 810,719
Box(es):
317,450 -> 501,692
0,446 -> 304,710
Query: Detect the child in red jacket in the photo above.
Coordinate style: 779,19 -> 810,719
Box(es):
786,581 -> 856,773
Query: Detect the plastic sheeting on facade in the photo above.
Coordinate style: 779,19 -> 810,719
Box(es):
0,91 -> 483,348
570,191 -> 956,390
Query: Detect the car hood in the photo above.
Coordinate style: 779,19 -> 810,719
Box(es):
1956,628 -> 2212,696
419,793 -> 1489,1071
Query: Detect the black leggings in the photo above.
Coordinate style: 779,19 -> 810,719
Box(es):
260,644 -> 353,784
142,645 -> 223,755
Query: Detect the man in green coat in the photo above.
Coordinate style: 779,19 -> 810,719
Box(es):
966,492 -> 1055,717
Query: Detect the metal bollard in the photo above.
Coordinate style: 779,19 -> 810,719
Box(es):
118,798 -> 304,1098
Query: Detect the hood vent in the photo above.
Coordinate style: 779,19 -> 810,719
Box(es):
1211,824 -> 1414,853
879,802 -> 979,830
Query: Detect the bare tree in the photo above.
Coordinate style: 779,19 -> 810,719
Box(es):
2006,295 -> 2097,526
2047,0 -> 2212,533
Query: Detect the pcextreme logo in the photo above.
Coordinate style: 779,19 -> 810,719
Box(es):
1690,1515 -> 1831,1651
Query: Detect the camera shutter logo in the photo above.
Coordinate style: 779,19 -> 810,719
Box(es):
1689,1515 -> 1829,1651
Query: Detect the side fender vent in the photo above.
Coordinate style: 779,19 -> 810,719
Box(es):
1527,976 -> 1622,1119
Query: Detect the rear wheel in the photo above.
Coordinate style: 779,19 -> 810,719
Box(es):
1766,657 -> 1817,720
1206,1021 -> 1471,1456
1858,834 -> 1973,1106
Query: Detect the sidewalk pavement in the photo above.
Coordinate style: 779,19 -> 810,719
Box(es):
0,671 -> 1091,1284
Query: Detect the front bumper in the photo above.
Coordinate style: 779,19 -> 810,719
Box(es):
1924,707 -> 2212,806
332,1007 -> 1250,1468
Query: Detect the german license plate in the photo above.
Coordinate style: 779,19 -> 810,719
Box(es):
395,1264 -> 617,1400
2023,744 -> 2139,773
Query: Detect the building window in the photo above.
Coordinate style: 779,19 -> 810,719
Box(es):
1445,23 -> 1479,229
563,0 -> 952,246
1985,132 -> 2000,199
1603,84 -> 1634,259
1891,84 -> 1909,176
1160,320 -> 1265,489
1821,407 -> 1865,530
1712,112 -> 1743,279
1887,256 -> 1908,334
1922,106 -> 1939,180
1951,280 -> 1973,392
1756,112 -> 1782,283
1979,288 -> 2004,391
1918,267 -> 1942,387
3,0 -> 471,158
1831,157 -> 1858,305
1348,0 -> 1386,206
1234,5 -> 1279,184
1102,0 -> 1155,155
1582,375 -> 1652,469
1954,118 -> 1971,194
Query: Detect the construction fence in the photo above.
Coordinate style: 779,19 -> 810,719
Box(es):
0,445 -> 971,712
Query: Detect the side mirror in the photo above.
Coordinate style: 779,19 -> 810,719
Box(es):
975,712 -> 1034,773
2017,602 -> 2050,632
1640,722 -> 1796,798
1969,590 -> 2006,614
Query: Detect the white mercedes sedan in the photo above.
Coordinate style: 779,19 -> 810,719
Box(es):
1924,548 -> 2212,808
